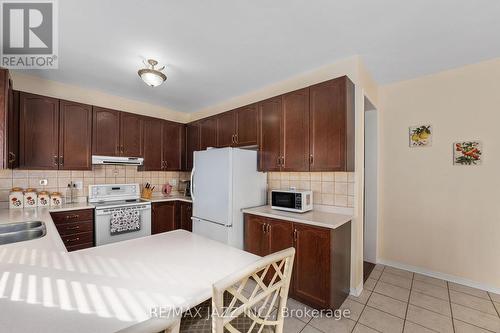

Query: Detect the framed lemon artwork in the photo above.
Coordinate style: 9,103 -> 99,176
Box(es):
409,125 -> 432,147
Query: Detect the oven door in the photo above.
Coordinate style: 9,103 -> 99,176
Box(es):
95,204 -> 151,246
271,191 -> 300,212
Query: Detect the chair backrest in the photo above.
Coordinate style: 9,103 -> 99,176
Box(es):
211,247 -> 295,333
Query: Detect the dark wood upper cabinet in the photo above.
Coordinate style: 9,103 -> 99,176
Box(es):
216,111 -> 235,148
281,88 -> 310,172
152,201 -> 177,234
163,121 -> 182,171
92,107 -> 120,156
142,117 -> 163,171
310,76 -> 354,171
258,96 -> 282,171
59,100 -> 92,170
7,89 -> 19,169
120,112 -> 143,157
185,122 -> 200,171
200,117 -> 217,150
19,92 -> 60,170
235,104 -> 258,147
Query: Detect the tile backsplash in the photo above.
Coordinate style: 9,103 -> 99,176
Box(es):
0,166 -> 191,203
267,172 -> 355,208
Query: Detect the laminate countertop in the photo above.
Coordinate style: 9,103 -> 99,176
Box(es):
242,205 -> 353,230
143,194 -> 192,203
0,205 -> 257,333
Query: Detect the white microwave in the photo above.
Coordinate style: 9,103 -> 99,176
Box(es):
271,189 -> 313,213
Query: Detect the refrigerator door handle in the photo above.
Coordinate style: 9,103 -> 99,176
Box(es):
190,166 -> 195,202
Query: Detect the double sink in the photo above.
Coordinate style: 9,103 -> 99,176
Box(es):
0,221 -> 47,245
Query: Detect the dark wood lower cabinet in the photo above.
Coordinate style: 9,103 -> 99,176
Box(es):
50,209 -> 95,252
244,213 -> 351,310
152,201 -> 192,234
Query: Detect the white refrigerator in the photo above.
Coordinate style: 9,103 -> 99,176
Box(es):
191,147 -> 267,249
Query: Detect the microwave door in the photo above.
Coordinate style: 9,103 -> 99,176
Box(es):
272,192 -> 296,209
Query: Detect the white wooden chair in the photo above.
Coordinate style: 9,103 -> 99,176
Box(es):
211,247 -> 295,333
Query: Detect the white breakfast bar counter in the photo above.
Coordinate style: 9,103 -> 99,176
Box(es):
0,204 -> 258,333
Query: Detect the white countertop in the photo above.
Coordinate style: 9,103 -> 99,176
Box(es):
143,194 -> 192,203
0,206 -> 257,333
242,205 -> 352,229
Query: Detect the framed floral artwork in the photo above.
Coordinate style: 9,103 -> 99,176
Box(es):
454,141 -> 482,165
409,125 -> 432,147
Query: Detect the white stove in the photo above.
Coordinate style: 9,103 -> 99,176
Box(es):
89,184 -> 151,246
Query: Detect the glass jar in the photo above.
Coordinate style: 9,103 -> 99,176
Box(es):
50,192 -> 62,207
24,188 -> 38,208
37,191 -> 50,207
9,187 -> 24,209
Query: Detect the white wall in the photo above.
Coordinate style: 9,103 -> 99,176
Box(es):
364,109 -> 378,263
379,57 -> 500,291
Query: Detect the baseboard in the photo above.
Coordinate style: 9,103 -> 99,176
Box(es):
378,258 -> 500,295
350,281 -> 363,297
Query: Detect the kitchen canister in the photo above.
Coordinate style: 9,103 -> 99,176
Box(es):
23,188 -> 38,208
50,192 -> 62,207
37,191 -> 50,207
9,187 -> 24,209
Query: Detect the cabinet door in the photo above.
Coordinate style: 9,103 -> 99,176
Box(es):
180,202 -> 192,232
19,92 -> 59,169
200,117 -> 217,150
258,97 -> 282,171
216,111 -> 235,148
120,112 -> 143,157
235,104 -> 258,147
163,121 -> 182,170
244,214 -> 269,257
59,100 -> 92,170
7,87 -> 19,169
152,202 -> 177,234
185,122 -> 200,171
309,77 -> 353,171
92,107 -> 120,156
267,218 -> 294,284
142,117 -> 163,171
293,223 -> 330,308
282,88 -> 310,171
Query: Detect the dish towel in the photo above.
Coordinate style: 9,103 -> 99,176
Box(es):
110,207 -> 141,235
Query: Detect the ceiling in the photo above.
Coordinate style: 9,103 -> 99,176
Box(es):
21,0 -> 500,112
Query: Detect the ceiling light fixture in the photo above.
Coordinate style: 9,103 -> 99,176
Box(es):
138,59 -> 167,87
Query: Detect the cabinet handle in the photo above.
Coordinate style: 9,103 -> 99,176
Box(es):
281,156 -> 285,167
66,237 -> 80,243
53,155 -> 58,166
293,228 -> 297,241
309,155 -> 313,164
8,152 -> 16,164
234,134 -> 238,144
65,214 -> 79,220
59,156 -> 64,166
276,156 -> 281,167
266,223 -> 270,233
66,225 -> 80,230
262,223 -> 266,233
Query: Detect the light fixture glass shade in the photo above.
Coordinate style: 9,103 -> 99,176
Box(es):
138,59 -> 167,87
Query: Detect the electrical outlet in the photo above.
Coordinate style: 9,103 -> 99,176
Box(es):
170,179 -> 177,186
39,179 -> 48,186
73,180 -> 83,190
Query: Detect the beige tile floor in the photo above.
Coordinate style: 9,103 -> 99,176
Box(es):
180,264 -> 500,333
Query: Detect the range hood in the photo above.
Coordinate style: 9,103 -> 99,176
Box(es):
92,155 -> 144,166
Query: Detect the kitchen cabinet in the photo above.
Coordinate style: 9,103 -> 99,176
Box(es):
59,100 -> 93,170
244,213 -> 351,309
179,201 -> 193,232
0,69 -> 19,169
217,111 -> 235,148
185,122 -> 200,171
162,121 -> 183,171
309,76 -> 354,171
19,92 -> 60,169
92,107 -> 120,156
142,117 -> 163,171
152,201 -> 178,234
281,88 -> 310,171
93,108 -> 144,157
120,112 -> 144,157
50,209 -> 95,252
216,104 -> 259,148
258,96 -> 282,171
200,117 -> 217,150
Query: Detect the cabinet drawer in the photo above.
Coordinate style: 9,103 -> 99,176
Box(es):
56,220 -> 93,235
50,209 -> 93,224
61,231 -> 93,246
66,242 -> 94,252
